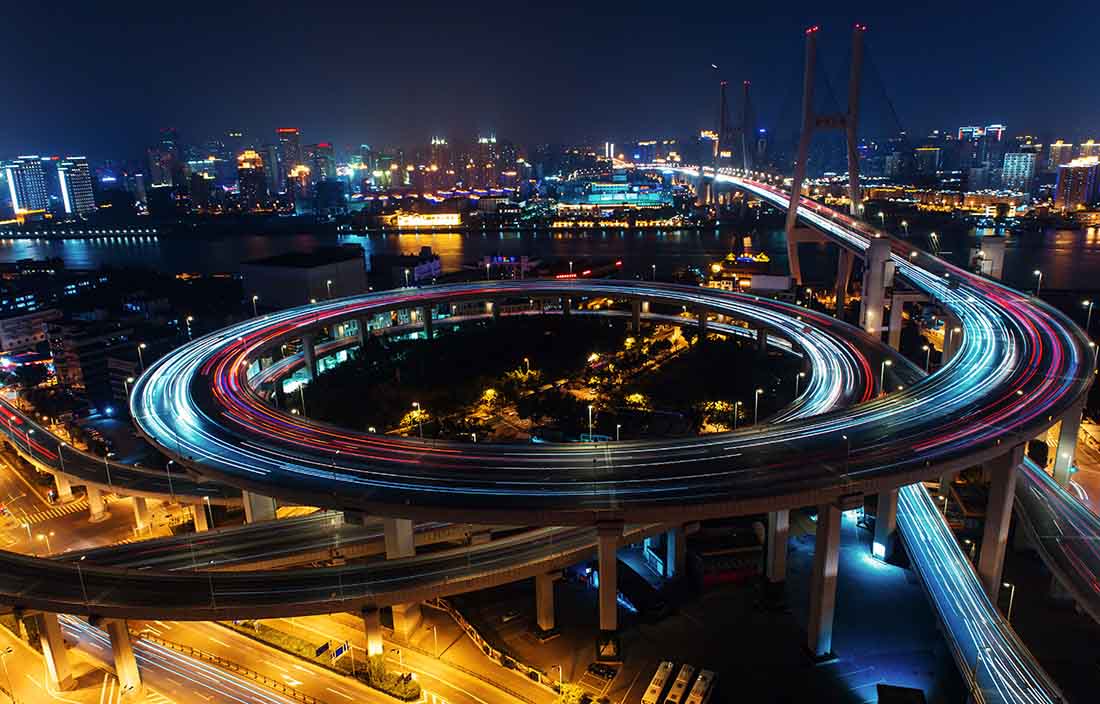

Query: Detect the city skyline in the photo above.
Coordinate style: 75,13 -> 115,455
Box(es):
5,0 -> 1100,160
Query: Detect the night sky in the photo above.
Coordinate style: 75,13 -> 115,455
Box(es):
4,0 -> 1097,160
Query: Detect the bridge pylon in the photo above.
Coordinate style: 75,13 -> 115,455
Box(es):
784,24 -> 867,283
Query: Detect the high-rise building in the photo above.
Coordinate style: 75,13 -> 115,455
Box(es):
1048,140 -> 1074,172
307,143 -> 336,182
237,149 -> 269,211
276,128 -> 302,185
5,156 -> 49,212
914,146 -> 942,176
1054,157 -> 1100,211
1001,152 -> 1037,193
1080,140 -> 1100,159
57,156 -> 96,216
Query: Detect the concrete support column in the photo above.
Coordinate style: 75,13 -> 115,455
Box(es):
665,526 -> 686,579
302,333 -> 317,380
192,503 -> 209,532
132,496 -> 149,532
596,522 -> 622,633
383,518 -> 415,559
422,306 -> 433,340
978,446 -> 1023,601
35,612 -> 74,691
631,301 -> 641,332
873,489 -> 898,561
835,249 -> 854,317
807,503 -> 841,659
859,237 -> 892,338
942,318 -> 962,364
87,485 -> 109,523
980,237 -> 1006,279
391,603 -> 422,638
756,328 -> 768,357
697,310 -> 708,343
535,572 -> 555,631
562,297 -> 571,317
362,607 -> 384,656
241,490 -> 277,524
490,301 -> 501,324
357,318 -> 369,349
106,620 -> 142,697
1053,402 -> 1083,487
765,509 -> 790,583
887,299 -> 903,351
53,473 -> 73,501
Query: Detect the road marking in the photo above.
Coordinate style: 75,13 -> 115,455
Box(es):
263,659 -> 290,673
325,687 -> 355,700
291,664 -> 312,675
207,636 -> 231,648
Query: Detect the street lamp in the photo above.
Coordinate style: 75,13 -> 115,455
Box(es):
616,423 -> 621,442
877,211 -> 885,226
754,388 -> 763,425
795,371 -> 806,396
523,357 -> 530,373
569,260 -> 574,274
326,279 -> 333,299
1084,299 -> 1094,331
485,262 -> 490,281
733,400 -> 742,430
921,345 -> 931,372
880,360 -> 893,395
901,220 -> 909,236
553,664 -> 564,689
36,530 -> 54,555
1033,270 -> 1043,296
251,295 -> 260,316
124,376 -> 135,399
1003,581 -> 1017,623
137,342 -> 147,372
412,401 -> 423,439
587,404 -> 594,441
405,269 -> 412,287
104,451 -> 114,487
186,315 -> 194,340
651,264 -> 656,281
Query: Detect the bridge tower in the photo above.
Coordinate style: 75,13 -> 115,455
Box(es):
740,80 -> 753,173
784,24 -> 867,283
696,76 -> 730,207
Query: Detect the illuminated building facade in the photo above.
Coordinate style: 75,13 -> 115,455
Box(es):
1054,157 -> 1100,211
57,157 -> 96,216
1001,152 -> 1037,193
276,127 -> 302,183
1047,140 -> 1074,172
5,156 -> 49,212
237,149 -> 269,211
1080,140 -> 1100,158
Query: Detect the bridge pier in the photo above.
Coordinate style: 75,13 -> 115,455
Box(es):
192,503 -> 210,532
978,446 -> 1024,601
53,472 -> 73,502
490,301 -> 500,324
383,518 -> 415,559
596,522 -> 622,634
357,317 -> 370,349
756,328 -> 768,357
562,297 -> 571,318
696,310 -> 708,343
242,491 -> 277,523
106,620 -> 143,698
36,612 -> 74,691
807,503 -> 841,659
766,509 -> 789,584
873,489 -> 898,561
362,607 -> 384,655
535,572 -> 556,631
1053,401 -> 1083,487
87,485 -> 109,523
664,526 -> 686,579
422,306 -> 433,340
392,603 -> 422,638
942,318 -> 962,363
132,496 -> 149,532
835,249 -> 853,317
631,300 -> 641,332
859,237 -> 891,339
302,333 -> 317,380
887,299 -> 904,351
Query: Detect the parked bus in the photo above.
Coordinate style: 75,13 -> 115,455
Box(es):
664,664 -> 695,704
641,661 -> 675,704
684,669 -> 716,704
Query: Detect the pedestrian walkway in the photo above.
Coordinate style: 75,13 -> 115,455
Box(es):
23,493 -> 120,524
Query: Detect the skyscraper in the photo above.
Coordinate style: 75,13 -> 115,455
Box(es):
276,128 -> 302,186
57,156 -> 96,216
5,156 -> 49,212
1080,140 -> 1100,159
237,149 -> 269,211
307,143 -> 336,182
1001,152 -> 1037,193
1054,157 -> 1100,211
1047,140 -> 1074,172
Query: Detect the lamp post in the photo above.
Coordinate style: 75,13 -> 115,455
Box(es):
326,279 -> 333,299
842,434 -> 850,474
651,264 -> 656,281
58,441 -> 66,474
878,211 -> 885,226
298,383 -> 307,417
880,360 -> 893,395
405,269 -> 411,287
186,315 -> 194,340
252,295 -> 260,317
36,531 -> 53,555
412,401 -> 423,438
734,400 -> 742,430
165,459 -> 176,500
754,388 -> 763,425
554,664 -> 563,689
485,262 -> 490,281
587,404 -> 593,441
124,376 -> 134,400
795,371 -> 806,396
137,343 -> 147,372
922,345 -> 931,372
104,451 -> 114,487
616,424 -> 621,442
901,220 -> 909,236
76,555 -> 89,605
1003,581 -> 1017,623
1084,299 -> 1094,332
1033,270 -> 1043,296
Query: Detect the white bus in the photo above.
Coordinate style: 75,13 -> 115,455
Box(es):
663,664 -> 695,704
684,669 -> 715,704
641,661 -> 674,704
